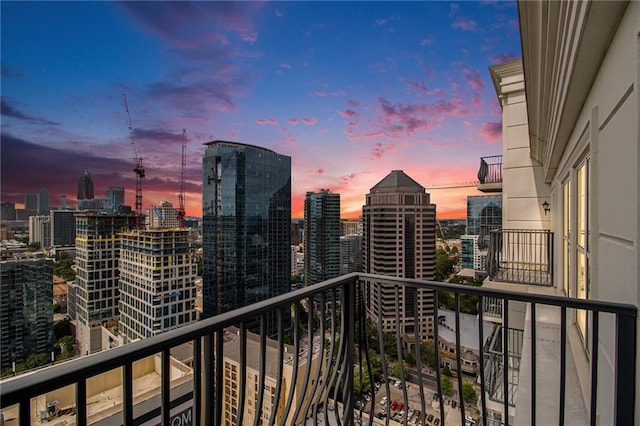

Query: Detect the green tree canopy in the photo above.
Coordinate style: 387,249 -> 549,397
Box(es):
462,382 -> 477,403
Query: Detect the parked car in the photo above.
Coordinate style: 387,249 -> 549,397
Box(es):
452,400 -> 457,408
427,414 -> 434,422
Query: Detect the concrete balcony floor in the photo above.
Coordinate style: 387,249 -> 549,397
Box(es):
514,303 -> 588,425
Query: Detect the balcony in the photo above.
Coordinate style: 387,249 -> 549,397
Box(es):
0,273 -> 636,426
477,156 -> 503,193
486,229 -> 553,286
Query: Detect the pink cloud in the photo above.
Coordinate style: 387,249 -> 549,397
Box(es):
301,117 -> 317,125
480,121 -> 502,142
339,109 -> 358,118
451,16 -> 477,31
348,100 -> 360,108
256,118 -> 278,125
315,91 -> 327,97
314,168 -> 324,175
455,63 -> 485,91
288,118 -> 299,125
419,37 -> 434,46
490,53 -> 519,64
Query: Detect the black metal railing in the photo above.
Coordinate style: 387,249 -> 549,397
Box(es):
486,229 -> 554,286
0,273 -> 636,426
478,155 -> 503,185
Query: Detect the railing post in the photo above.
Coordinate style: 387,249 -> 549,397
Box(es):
343,277 -> 356,425
614,312 -> 637,425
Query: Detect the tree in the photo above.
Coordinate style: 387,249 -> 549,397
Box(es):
54,319 -> 71,340
25,353 -> 49,370
56,335 -> 76,359
462,382 -> 477,403
420,341 -> 437,369
392,362 -> 403,378
382,332 -> 398,358
441,376 -> 453,396
27,242 -> 40,252
404,351 -> 416,367
443,366 -> 452,377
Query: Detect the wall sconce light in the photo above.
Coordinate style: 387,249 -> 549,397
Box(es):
542,201 -> 550,215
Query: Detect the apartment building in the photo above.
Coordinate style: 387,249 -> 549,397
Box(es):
363,170 -> 437,340
74,212 -> 137,355
0,257 -> 54,370
28,215 -> 51,248
481,1 -> 639,424
119,227 -> 197,342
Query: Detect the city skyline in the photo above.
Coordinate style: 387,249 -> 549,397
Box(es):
1,1 -> 520,218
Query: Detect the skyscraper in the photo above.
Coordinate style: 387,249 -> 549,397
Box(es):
1,202 -> 16,221
0,257 -> 54,370
77,167 -> 94,200
29,215 -> 51,248
37,188 -> 49,215
50,210 -> 76,246
362,170 -> 436,340
304,189 -> 341,286
24,192 -> 38,215
105,187 -> 125,209
75,212 -> 137,355
202,141 -> 291,333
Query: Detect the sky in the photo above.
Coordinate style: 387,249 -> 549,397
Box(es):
1,1 -> 521,219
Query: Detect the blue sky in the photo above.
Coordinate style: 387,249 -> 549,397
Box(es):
1,1 -> 521,218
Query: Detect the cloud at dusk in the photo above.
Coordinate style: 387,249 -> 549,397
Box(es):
451,16 -> 478,31
257,118 -> 278,125
480,121 -> 502,143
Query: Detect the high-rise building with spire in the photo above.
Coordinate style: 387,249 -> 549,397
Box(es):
77,167 -> 94,200
362,170 -> 436,340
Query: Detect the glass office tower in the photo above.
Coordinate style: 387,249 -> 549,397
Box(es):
202,141 -> 291,334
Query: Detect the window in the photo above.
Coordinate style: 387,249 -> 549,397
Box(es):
576,158 -> 590,340
562,155 -> 590,347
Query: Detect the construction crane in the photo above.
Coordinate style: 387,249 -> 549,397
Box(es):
177,128 -> 187,228
122,93 -> 145,229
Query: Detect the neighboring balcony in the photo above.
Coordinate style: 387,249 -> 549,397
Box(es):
477,156 -> 503,193
0,273 -> 636,426
486,229 -> 554,286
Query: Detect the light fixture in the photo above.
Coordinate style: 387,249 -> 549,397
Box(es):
542,201 -> 550,215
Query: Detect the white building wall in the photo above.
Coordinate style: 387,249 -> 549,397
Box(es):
547,3 -> 639,421
493,62 -> 550,231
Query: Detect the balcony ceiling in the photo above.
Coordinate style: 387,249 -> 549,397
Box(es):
518,0 -> 628,183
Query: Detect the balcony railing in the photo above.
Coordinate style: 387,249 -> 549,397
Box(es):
477,156 -> 503,192
0,273 -> 636,426
486,229 -> 554,286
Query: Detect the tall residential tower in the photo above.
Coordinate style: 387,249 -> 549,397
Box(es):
362,170 -> 436,340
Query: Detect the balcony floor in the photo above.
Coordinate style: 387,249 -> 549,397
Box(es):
514,304 -> 588,425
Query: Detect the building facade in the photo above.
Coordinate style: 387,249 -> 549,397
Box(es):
37,188 -> 49,215
0,257 -> 54,370
303,189 -> 341,286
77,167 -> 94,201
362,170 -> 436,340
74,212 -> 137,355
202,141 -> 291,334
28,215 -> 51,248
118,228 -> 197,342
105,187 -> 125,210
340,234 -> 362,275
1,202 -> 16,221
50,210 -> 76,246
481,2 -> 640,422
146,200 -> 179,229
